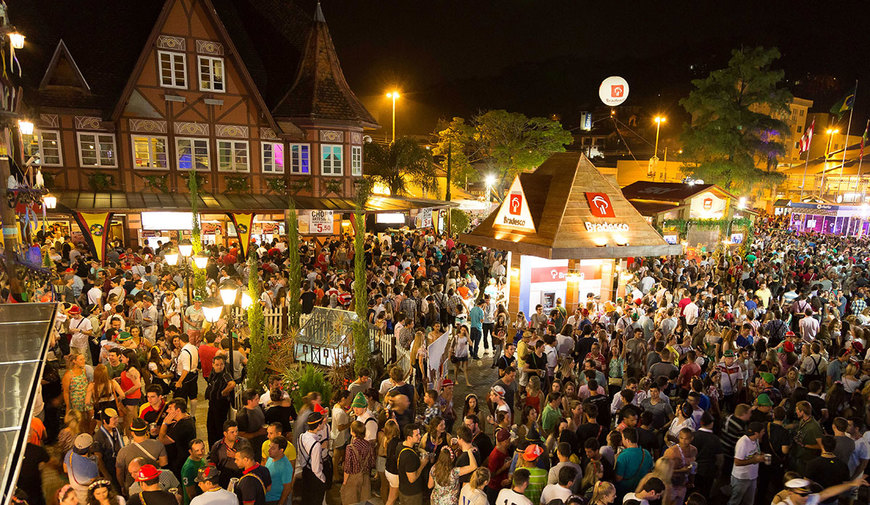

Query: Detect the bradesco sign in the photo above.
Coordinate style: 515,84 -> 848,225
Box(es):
493,176 -> 536,233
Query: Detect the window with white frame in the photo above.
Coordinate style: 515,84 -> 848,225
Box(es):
288,144 -> 310,174
198,56 -> 225,92
262,142 -> 285,173
217,140 -> 248,172
158,51 -> 186,89
351,145 -> 362,176
24,130 -> 62,166
132,135 -> 168,169
77,133 -> 117,167
321,144 -> 342,176
176,138 -> 210,170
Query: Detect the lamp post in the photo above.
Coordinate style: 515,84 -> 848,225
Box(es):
386,91 -> 400,143
178,239 -> 194,303
219,278 -> 241,382
649,116 -> 666,178
820,128 -> 840,198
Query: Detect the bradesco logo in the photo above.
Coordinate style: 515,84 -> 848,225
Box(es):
493,176 -> 536,232
509,193 -> 522,215
585,192 -> 616,217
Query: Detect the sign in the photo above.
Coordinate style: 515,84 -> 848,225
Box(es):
585,192 -> 616,217
309,210 -> 334,234
584,222 -> 629,232
730,233 -> 744,244
141,211 -> 194,231
663,234 -> 678,245
73,212 -> 113,264
201,222 -> 221,235
493,176 -> 536,233
415,208 -> 433,228
530,265 -> 568,283
580,111 -> 593,131
703,197 -> 713,210
226,213 -> 256,256
599,76 -> 629,106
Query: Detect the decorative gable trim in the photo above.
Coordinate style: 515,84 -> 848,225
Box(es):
129,119 -> 168,134
195,39 -> 224,56
39,39 -> 91,92
319,130 -> 343,142
75,116 -> 104,131
260,128 -> 279,140
39,114 -> 59,128
215,124 -> 249,138
156,35 -> 186,51
174,122 -> 209,136
350,132 -> 362,144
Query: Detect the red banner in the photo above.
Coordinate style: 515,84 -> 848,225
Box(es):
530,266 -> 568,283
585,192 -> 616,217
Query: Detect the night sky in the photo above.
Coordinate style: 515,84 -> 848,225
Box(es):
312,0 -> 870,137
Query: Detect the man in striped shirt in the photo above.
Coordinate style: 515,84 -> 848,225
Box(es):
720,404 -> 751,476
717,350 -> 744,413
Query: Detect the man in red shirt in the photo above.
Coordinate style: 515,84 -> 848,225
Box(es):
198,332 -> 219,379
678,350 -> 702,395
486,428 -> 512,504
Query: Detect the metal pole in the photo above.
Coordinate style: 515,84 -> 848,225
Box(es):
800,144 -> 812,201
859,121 -> 869,201
838,80 -> 857,200
446,141 -> 452,235
391,96 -> 397,143
821,133 -> 835,199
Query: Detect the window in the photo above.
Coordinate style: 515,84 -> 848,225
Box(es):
795,141 -> 800,149
77,133 -> 117,167
158,51 -> 186,89
25,130 -> 62,166
217,140 -> 248,172
321,144 -> 342,176
800,109 -> 805,116
176,138 -> 209,170
261,142 -> 285,173
198,56 -> 225,92
289,144 -> 310,174
351,145 -> 362,176
132,135 -> 168,169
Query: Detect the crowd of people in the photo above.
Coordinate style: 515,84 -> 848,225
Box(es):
10,216 -> 870,505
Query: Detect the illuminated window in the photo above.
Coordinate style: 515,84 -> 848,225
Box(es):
158,51 -> 186,89
77,133 -> 117,167
321,144 -> 342,176
351,145 -> 362,176
262,142 -> 284,173
198,55 -> 225,92
131,135 -> 168,169
217,140 -> 248,172
24,130 -> 62,166
289,144 -> 310,174
176,138 -> 209,170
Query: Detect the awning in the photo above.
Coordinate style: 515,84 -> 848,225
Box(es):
53,192 -> 455,214
1,303 -> 55,505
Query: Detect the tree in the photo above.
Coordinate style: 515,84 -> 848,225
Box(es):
352,179 -> 371,374
364,137 -> 437,196
432,110 -> 573,197
245,254 -> 268,390
285,195 -> 301,329
187,173 -> 207,299
679,46 -> 793,192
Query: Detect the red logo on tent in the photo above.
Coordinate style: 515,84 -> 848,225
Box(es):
611,85 -> 624,98
585,192 -> 615,217
508,193 -> 522,215
703,198 -> 713,210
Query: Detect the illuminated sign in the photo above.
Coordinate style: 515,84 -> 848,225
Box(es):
309,210 -> 334,234
530,266 -> 568,283
584,222 -> 629,232
493,176 -> 536,232
599,76 -> 630,106
585,192 -> 616,217
663,234 -> 678,245
703,198 -> 713,210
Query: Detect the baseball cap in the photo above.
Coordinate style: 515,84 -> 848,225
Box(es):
523,444 -> 543,461
195,464 -> 220,483
131,418 -> 149,434
723,350 -> 735,357
496,429 -> 511,443
441,378 -> 455,388
756,393 -> 773,407
134,464 -> 162,482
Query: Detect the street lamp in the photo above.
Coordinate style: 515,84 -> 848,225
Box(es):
386,91 -> 400,143
484,174 -> 496,203
653,116 -> 666,158
240,291 -> 253,310
43,194 -> 56,209
193,254 -> 208,270
164,251 -> 179,266
178,239 -> 193,258
825,128 -> 840,159
17,119 -> 33,135
8,32 -> 25,50
219,278 -> 240,306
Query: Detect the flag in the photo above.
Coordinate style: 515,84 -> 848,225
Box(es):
799,119 -> 815,153
861,120 -> 869,159
830,86 -> 856,117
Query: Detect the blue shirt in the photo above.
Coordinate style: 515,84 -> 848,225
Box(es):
614,447 -> 653,495
64,451 -> 99,484
468,306 -> 484,330
265,456 -> 293,502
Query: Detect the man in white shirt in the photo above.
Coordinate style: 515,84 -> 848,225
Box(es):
622,477 -> 665,505
191,464 -> 239,505
87,283 -> 103,306
351,392 -> 378,442
176,333 -> 200,411
540,465 -> 576,504
496,468 -> 533,505
67,305 -> 94,361
683,297 -> 700,331
729,422 -> 765,505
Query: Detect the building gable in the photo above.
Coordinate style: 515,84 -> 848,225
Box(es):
39,40 -> 90,92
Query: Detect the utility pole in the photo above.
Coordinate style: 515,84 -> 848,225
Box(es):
446,141 -> 452,235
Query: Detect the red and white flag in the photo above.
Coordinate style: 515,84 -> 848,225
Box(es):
799,119 -> 815,153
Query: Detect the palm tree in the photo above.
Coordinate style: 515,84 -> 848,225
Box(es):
364,137 -> 438,196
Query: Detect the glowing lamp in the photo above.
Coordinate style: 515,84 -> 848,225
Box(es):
18,120 -> 33,135
178,240 -> 193,257
219,279 -> 240,306
193,254 -> 208,269
202,301 -> 223,323
8,32 -> 24,50
164,252 -> 179,266
43,195 -> 57,209
240,291 -> 253,310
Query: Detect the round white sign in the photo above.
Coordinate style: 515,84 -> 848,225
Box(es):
599,76 -> 629,106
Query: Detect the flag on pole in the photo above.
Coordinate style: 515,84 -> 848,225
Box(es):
831,86 -> 856,117
861,120 -> 869,159
799,119 -> 815,153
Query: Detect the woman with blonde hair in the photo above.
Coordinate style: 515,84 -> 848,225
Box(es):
62,350 -> 89,415
636,457 -> 674,505
459,467 -> 491,505
580,460 -> 604,495
379,419 -> 401,505
85,364 -> 124,419
590,481 -> 617,505
57,410 -> 84,455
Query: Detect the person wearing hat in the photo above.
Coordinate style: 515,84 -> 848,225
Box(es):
485,427 -> 514,503
750,393 -> 775,423
191,464 -> 237,505
716,350 -> 744,413
183,296 -> 205,338
518,442 -> 548,504
773,476 -> 868,505
728,422 -> 766,505
351,391 -> 378,442
93,408 -> 124,487
64,433 -> 100,503
68,305 -> 95,364
116,418 -> 169,490
127,464 -> 176,505
297,411 -> 329,505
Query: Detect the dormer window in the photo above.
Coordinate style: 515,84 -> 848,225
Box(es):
158,51 -> 186,89
198,56 -> 225,92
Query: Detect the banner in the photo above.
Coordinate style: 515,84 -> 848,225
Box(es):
415,208 -> 433,229
73,212 -> 112,264
427,329 -> 451,382
309,210 -> 334,234
226,213 -> 256,257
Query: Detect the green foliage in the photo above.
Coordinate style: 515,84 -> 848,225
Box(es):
287,364 -> 333,410
141,175 -> 169,193
225,176 -> 250,193
286,196 -> 301,329
662,217 -> 754,237
187,168 -> 207,298
245,254 -> 268,391
364,137 -> 437,196
449,208 -> 471,236
87,173 -> 115,191
266,178 -> 287,194
323,179 -> 343,196
353,182 -> 370,374
680,47 -> 792,192
432,111 -> 573,197
289,178 -> 313,195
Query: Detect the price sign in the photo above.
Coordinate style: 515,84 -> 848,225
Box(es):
309,210 -> 334,234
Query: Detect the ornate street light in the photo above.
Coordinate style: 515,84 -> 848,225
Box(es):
164,252 -> 179,266
193,254 -> 208,269
178,239 -> 193,258
219,278 -> 240,306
